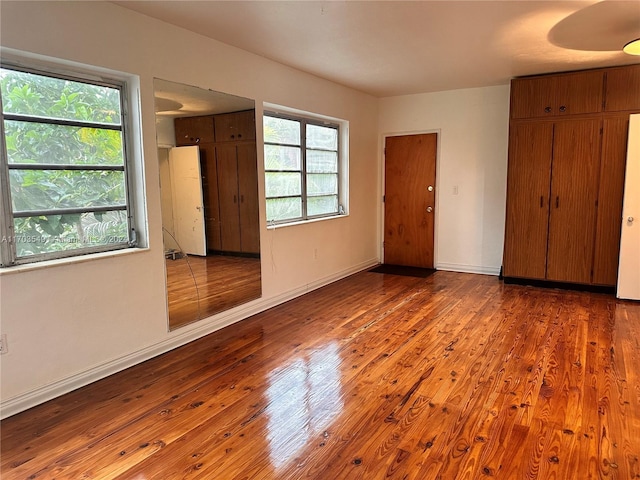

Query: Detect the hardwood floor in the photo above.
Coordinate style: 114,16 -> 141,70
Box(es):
2,271 -> 639,479
166,254 -> 261,329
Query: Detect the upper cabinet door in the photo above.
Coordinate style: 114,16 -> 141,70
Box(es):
604,64 -> 640,112
174,115 -> 215,146
214,110 -> 256,142
510,71 -> 604,119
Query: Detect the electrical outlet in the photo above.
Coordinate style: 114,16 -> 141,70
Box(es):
0,334 -> 7,355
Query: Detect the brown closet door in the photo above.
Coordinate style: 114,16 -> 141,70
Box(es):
216,144 -> 242,252
199,145 -> 221,251
503,122 -> 553,279
237,143 -> 260,254
546,119 -> 601,283
592,116 -> 629,285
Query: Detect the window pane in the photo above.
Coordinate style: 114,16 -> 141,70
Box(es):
307,150 -> 338,173
0,68 -> 122,125
5,121 -> 124,166
307,124 -> 337,150
264,145 -> 301,171
263,116 -> 300,145
266,197 -> 302,222
265,172 -> 301,198
14,210 -> 128,257
307,173 -> 338,196
10,169 -> 126,212
307,195 -> 338,216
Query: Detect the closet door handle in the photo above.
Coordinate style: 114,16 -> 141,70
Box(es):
540,196 -> 544,208
240,194 -> 244,203
555,196 -> 559,208
233,194 -> 237,204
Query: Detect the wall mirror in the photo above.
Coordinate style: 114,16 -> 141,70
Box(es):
154,79 -> 261,330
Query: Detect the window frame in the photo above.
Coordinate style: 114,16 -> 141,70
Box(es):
263,110 -> 342,226
0,61 -> 138,267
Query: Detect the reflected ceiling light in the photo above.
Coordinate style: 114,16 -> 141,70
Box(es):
623,38 -> 640,55
155,97 -> 183,113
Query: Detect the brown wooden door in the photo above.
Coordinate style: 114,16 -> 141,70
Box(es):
503,122 -> 553,279
216,144 -> 242,252
237,143 -> 260,254
384,133 -> 436,268
199,145 -> 222,251
592,116 -> 629,285
546,119 -> 602,283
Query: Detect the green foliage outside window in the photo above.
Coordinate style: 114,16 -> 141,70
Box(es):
1,67 -> 130,260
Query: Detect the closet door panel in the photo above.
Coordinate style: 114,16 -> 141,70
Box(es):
199,145 -> 221,251
604,65 -> 640,112
216,145 -> 242,252
592,116 -> 628,285
237,143 -> 260,254
546,119 -> 601,283
503,122 -> 553,279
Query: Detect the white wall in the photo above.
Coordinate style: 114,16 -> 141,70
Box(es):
379,86 -> 510,275
0,1 -> 379,417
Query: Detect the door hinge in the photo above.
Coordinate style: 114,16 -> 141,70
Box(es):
383,195 -> 385,203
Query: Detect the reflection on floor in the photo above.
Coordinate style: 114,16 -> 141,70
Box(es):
166,254 -> 261,329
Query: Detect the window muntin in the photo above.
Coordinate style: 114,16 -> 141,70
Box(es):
263,112 -> 340,224
0,65 -> 134,265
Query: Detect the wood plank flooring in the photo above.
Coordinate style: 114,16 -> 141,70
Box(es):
166,254 -> 261,329
2,271 -> 639,479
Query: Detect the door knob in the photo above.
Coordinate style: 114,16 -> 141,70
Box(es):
427,185 -> 434,192
426,206 -> 433,213
629,216 -> 635,224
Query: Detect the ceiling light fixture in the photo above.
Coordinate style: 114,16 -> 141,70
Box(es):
623,38 -> 640,55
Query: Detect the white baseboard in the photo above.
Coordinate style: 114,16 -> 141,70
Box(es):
1,258 -> 379,419
436,262 -> 501,276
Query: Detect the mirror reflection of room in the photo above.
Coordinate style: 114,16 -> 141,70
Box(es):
154,79 -> 262,330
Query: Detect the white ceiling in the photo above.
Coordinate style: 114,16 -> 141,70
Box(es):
117,0 -> 640,98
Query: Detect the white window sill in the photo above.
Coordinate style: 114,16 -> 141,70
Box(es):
266,213 -> 349,230
0,247 -> 148,276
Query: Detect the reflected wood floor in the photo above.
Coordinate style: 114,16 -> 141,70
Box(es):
2,271 -> 639,479
167,254 -> 261,330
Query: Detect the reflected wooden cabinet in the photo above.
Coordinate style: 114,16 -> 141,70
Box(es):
174,115 -> 215,146
214,110 -> 256,142
504,64 -> 639,287
175,110 -> 259,255
217,143 -> 260,254
198,145 -> 222,251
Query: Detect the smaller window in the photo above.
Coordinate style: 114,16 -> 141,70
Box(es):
263,112 -> 342,224
0,64 -> 136,266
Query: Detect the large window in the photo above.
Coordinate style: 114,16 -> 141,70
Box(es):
0,64 -> 135,266
263,112 -> 342,224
